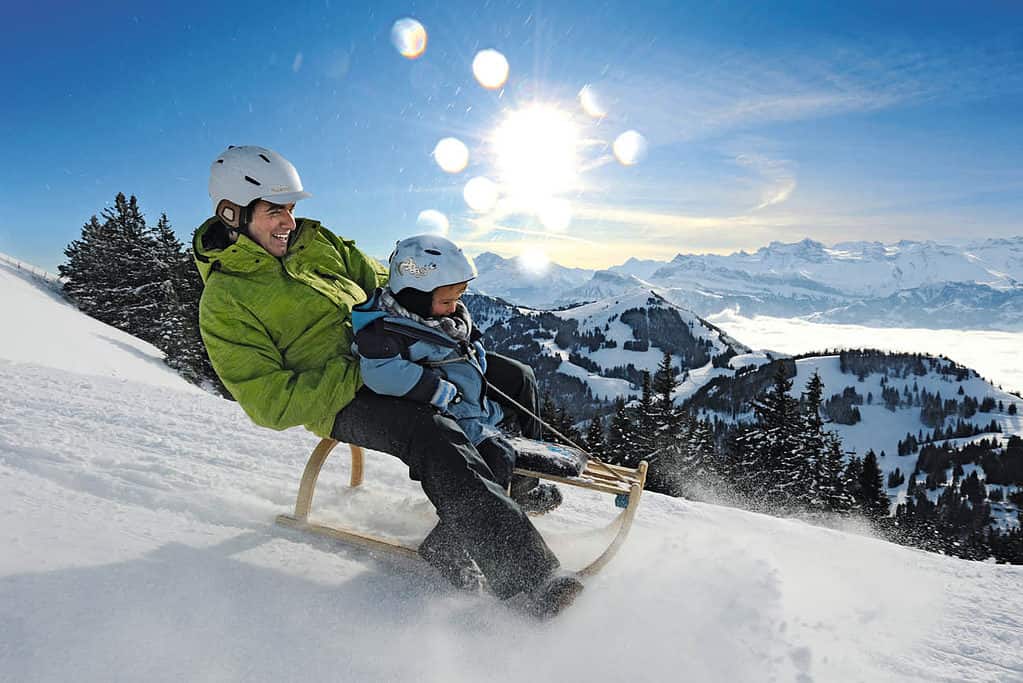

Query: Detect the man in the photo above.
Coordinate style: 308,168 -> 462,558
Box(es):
193,145 -> 581,618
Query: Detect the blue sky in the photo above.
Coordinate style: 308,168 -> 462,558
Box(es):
3,0 -> 1022,271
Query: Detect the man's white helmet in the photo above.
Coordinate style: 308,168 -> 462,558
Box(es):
208,145 -> 312,228
388,234 -> 478,294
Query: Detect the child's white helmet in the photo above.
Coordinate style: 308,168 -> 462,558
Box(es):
208,145 -> 312,228
388,234 -> 478,294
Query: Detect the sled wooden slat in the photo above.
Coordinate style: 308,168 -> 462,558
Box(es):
511,468 -> 633,496
276,513 -> 419,559
275,438 -> 647,577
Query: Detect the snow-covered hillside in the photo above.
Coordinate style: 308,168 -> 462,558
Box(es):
468,290 -> 748,414
2,259 -> 1022,682
788,356 -> 1021,523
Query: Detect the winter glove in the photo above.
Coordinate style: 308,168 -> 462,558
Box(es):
430,378 -> 461,411
472,340 -> 488,374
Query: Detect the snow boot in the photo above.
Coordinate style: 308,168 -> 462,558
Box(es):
523,574 -> 584,620
511,477 -> 563,515
418,526 -> 485,593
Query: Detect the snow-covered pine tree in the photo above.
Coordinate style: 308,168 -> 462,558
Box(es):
62,194 -> 152,333
147,213 -> 208,386
62,196 -> 226,394
797,371 -> 853,513
584,416 -> 605,459
843,455 -> 864,510
60,214 -> 109,313
725,422 -> 760,501
143,213 -> 188,350
684,415 -> 717,477
652,350 -> 685,446
634,371 -> 657,458
606,397 -> 639,468
103,193 -> 161,338
817,432 -> 854,513
539,390 -> 581,446
644,351 -> 688,494
858,450 -> 889,518
745,362 -> 804,508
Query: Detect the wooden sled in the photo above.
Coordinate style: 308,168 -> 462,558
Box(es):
276,438 -> 648,577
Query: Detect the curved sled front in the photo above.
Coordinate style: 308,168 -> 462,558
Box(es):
275,438 -> 648,575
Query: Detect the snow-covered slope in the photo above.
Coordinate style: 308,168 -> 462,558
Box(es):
0,258 -> 202,392
468,290 -> 748,412
2,259 -> 1022,682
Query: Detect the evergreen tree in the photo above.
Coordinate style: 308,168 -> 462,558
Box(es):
606,397 -> 638,467
742,363 -> 804,507
651,350 -> 684,446
60,215 -> 110,313
844,455 -> 864,510
798,372 -> 853,513
858,449 -> 889,519
539,390 -> 581,445
726,423 -> 760,502
584,417 -> 605,459
817,433 -> 854,513
62,193 -> 157,335
61,195 -> 226,394
626,371 -> 657,461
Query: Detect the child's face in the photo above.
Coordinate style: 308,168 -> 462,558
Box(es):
430,282 -> 468,317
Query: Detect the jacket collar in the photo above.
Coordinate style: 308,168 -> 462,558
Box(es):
192,216 -> 322,282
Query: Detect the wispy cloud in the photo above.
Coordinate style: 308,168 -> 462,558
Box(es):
732,150 -> 798,211
588,38 -> 1023,146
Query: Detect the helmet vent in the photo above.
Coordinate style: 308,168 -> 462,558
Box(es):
216,159 -> 224,164
425,249 -> 442,255
244,175 -> 262,186
258,154 -> 271,163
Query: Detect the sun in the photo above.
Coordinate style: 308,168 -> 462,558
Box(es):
491,105 -> 579,205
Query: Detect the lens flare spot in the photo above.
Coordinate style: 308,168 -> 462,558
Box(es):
463,176 -> 499,212
517,248 -> 550,276
613,130 -> 648,166
538,198 -> 572,232
391,18 -> 427,59
432,137 -> 470,174
578,85 -> 607,118
472,49 -> 510,90
416,210 -> 450,235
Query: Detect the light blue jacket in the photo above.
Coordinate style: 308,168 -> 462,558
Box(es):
350,290 -> 505,445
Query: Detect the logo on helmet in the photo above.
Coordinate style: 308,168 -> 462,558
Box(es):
397,257 -> 437,279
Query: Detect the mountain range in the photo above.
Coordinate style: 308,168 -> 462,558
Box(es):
470,236 -> 1023,330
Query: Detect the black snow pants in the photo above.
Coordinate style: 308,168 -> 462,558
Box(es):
485,353 -> 542,440
330,354 -> 557,598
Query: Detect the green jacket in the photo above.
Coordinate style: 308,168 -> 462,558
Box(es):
193,217 -> 388,437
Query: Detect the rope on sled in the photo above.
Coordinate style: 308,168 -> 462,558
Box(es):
488,384 -> 631,485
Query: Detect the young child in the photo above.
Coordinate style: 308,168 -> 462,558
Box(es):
351,234 -> 562,589
352,233 -> 562,500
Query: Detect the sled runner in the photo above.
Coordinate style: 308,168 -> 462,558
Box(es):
276,436 -> 648,576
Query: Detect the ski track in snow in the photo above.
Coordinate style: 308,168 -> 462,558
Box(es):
1,261 -> 1022,682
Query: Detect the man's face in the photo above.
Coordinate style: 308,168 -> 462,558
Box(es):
430,282 -> 468,317
247,200 -> 297,257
